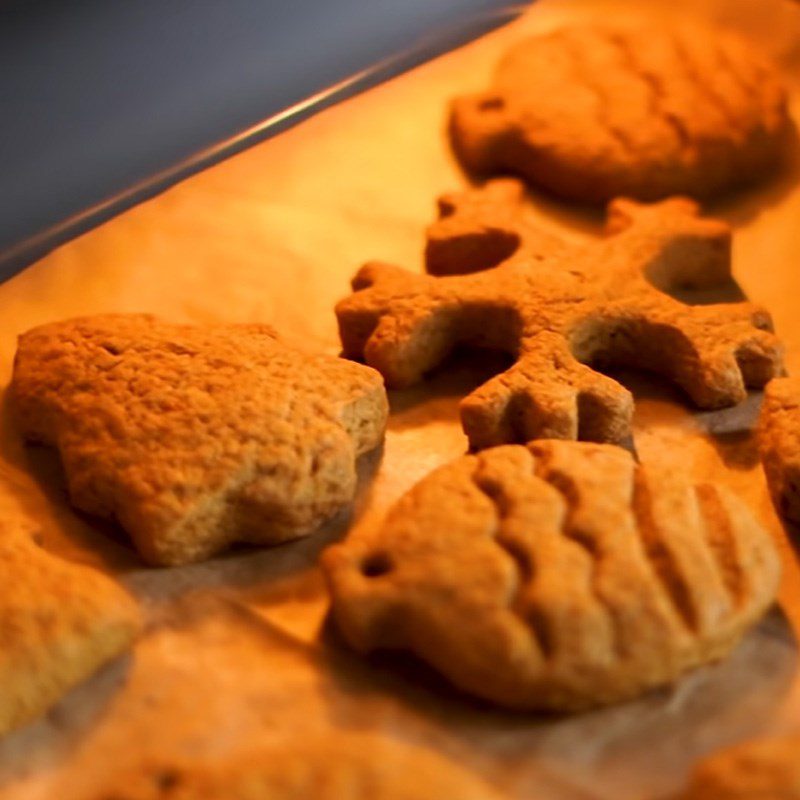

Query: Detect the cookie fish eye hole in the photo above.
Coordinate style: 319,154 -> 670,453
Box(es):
439,198 -> 456,218
361,551 -> 394,578
155,769 -> 183,791
478,95 -> 504,112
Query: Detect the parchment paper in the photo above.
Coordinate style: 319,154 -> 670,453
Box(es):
0,1 -> 799,797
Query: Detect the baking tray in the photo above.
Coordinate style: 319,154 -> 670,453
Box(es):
0,2 -> 525,280
0,0 -> 798,797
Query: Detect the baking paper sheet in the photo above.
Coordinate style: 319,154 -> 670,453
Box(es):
0,0 -> 799,797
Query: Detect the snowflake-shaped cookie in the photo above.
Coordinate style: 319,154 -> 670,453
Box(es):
337,180 -> 783,449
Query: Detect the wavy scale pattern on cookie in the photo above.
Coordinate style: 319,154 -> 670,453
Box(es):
324,441 -> 780,711
11,315 -> 388,566
338,180 -> 783,449
450,23 -> 790,202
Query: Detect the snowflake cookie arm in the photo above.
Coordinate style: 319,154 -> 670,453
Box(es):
461,331 -> 634,449
425,179 -> 567,276
602,196 -> 732,290
588,296 -> 784,408
336,262 -> 463,388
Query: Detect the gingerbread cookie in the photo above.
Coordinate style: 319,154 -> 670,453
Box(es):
1,521 -> 140,734
12,315 -> 388,567
450,22 -> 790,202
338,181 -> 782,449
759,377 -> 800,525
324,441 -> 780,711
81,734 -> 501,800
684,734 -> 800,799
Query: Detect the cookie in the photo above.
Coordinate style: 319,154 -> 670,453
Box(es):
450,22 -> 790,202
80,734 -> 502,800
323,440 -> 780,711
684,734 -> 800,799
338,181 -> 782,449
11,314 -> 388,567
425,179 -> 571,277
1,521 -> 140,734
759,377 -> 800,525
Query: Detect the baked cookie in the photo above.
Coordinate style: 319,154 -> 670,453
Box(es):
684,734 -> 800,799
450,22 -> 790,203
79,734 -> 501,800
12,315 -> 388,567
759,377 -> 800,525
0,522 -> 140,734
324,441 -> 780,711
338,180 -> 782,449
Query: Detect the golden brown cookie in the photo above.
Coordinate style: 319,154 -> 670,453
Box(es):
0,522 -> 140,734
323,441 -> 780,711
451,22 -> 790,202
425,179 -> 573,277
11,314 -> 388,567
80,734 -> 502,800
338,180 -> 782,449
684,734 -> 800,799
759,377 -> 800,525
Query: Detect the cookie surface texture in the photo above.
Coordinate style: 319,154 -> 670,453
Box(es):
760,377 -> 800,525
79,734 -> 502,800
338,180 -> 782,449
450,22 -> 790,202
12,314 -> 388,566
323,441 -> 780,711
0,523 -> 140,734
684,734 -> 800,799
